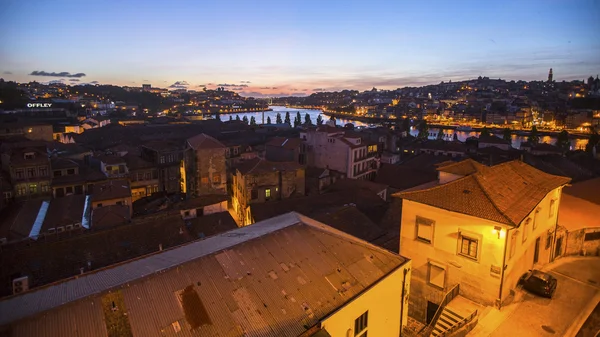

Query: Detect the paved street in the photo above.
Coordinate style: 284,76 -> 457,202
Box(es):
486,257 -> 600,337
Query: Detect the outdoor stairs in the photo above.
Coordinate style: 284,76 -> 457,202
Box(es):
430,295 -> 480,337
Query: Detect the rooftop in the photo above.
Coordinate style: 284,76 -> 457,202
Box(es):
236,157 -> 302,175
265,136 -> 303,150
436,158 -> 488,176
395,159 -> 571,226
0,212 -> 408,336
90,179 -> 131,202
187,133 -> 226,150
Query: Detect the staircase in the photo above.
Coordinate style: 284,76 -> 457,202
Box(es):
431,307 -> 465,337
430,295 -> 480,337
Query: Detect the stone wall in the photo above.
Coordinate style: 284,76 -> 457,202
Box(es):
565,227 -> 600,256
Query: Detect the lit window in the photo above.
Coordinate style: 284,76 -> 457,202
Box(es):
458,233 -> 478,259
416,216 -> 434,244
428,262 -> 446,289
265,188 -> 271,199
29,184 -> 38,194
354,311 -> 368,337
212,172 -> 221,184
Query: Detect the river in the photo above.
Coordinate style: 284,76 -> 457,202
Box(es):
225,106 -> 588,151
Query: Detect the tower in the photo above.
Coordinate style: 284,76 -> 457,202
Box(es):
548,68 -> 553,83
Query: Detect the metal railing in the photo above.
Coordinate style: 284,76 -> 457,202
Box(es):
439,309 -> 478,337
418,284 -> 460,336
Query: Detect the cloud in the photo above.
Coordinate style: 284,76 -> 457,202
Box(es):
218,83 -> 248,87
231,87 -> 246,91
207,83 -> 215,85
240,81 -> 251,83
290,88 -> 298,91
69,79 -> 80,82
169,80 -> 190,88
143,79 -> 150,82
30,70 -> 86,78
259,87 -> 272,89
272,87 -> 278,90
196,84 -> 206,88
313,88 -> 325,92
3,71 -> 12,75
48,79 -> 65,84
90,81 -> 99,84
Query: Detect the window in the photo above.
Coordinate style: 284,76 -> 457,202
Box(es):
65,186 -> 73,194
39,166 -> 48,177
265,188 -> 271,199
251,189 -> 258,200
40,182 -> 50,193
27,168 -> 36,178
24,152 -> 35,160
201,177 -> 209,184
354,311 -> 368,337
415,216 -> 434,244
533,208 -> 540,230
116,201 -> 123,206
15,169 -> 24,179
144,172 -> 151,180
546,232 -> 553,249
212,172 -> 221,184
458,233 -> 478,259
549,199 -> 557,218
510,232 -> 518,259
159,156 -> 165,164
54,170 -> 62,177
97,203 -> 103,207
4,192 -> 12,201
184,210 -> 190,217
522,218 -> 530,243
118,165 -> 125,174
29,184 -> 38,194
428,262 -> 446,289
67,168 -> 75,175
167,154 -> 174,162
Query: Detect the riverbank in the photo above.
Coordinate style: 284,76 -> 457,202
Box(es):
321,111 -> 591,139
200,108 -> 272,115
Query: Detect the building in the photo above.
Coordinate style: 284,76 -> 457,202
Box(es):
124,154 -> 159,202
265,136 -> 306,164
548,68 -> 553,83
141,140 -> 185,194
394,159 -> 570,325
477,134 -> 512,151
1,141 -> 51,199
232,158 -> 305,226
300,126 -> 379,180
0,121 -> 53,142
90,179 -> 132,216
98,154 -> 129,179
0,212 -> 412,337
185,133 -> 227,197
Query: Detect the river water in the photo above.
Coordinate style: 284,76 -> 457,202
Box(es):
226,106 -> 588,151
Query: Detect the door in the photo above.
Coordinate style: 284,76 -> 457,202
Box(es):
534,237 -> 541,264
555,237 -> 563,259
426,301 -> 440,324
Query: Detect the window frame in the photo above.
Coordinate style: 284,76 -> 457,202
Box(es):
415,216 -> 434,244
549,199 -> 557,218
458,232 -> 479,260
354,310 -> 368,337
522,218 -> 530,243
509,231 -> 518,259
427,261 -> 446,290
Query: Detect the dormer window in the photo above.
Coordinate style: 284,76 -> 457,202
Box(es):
24,152 -> 35,160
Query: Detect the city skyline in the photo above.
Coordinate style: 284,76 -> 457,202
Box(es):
1,0 -> 599,97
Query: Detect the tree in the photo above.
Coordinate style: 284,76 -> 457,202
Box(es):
229,115 -> 233,121
294,115 -> 301,128
502,128 -> 512,141
329,116 -> 336,126
304,113 -> 312,125
267,116 -> 272,124
556,130 -> 570,151
215,112 -> 221,121
296,111 -> 302,125
436,130 -> 444,140
242,116 -> 249,124
235,115 -> 240,121
417,120 -> 429,139
316,114 -> 323,125
276,112 -> 283,124
284,111 -> 291,126
453,133 -> 459,141
250,116 -> 256,126
529,125 -> 540,144
480,126 -> 491,137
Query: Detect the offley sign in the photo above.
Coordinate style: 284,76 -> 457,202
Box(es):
27,103 -> 53,108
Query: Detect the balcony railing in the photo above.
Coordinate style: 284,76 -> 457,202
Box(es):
418,284 -> 460,336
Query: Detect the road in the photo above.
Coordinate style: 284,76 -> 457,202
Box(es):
488,257 -> 600,337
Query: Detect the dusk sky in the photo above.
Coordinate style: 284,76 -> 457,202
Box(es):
1,0 -> 599,96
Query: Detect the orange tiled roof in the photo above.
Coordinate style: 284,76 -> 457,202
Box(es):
397,160 -> 571,226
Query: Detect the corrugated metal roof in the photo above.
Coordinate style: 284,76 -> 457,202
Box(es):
1,212 -> 408,337
28,201 -> 49,239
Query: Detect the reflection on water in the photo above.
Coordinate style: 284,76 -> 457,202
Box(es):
409,128 -> 588,150
223,106 -> 587,150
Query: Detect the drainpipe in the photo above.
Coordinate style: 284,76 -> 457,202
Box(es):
497,228 -> 509,310
400,267 -> 408,337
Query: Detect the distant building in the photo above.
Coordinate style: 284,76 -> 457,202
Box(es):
90,179 -> 132,217
232,158 -> 305,226
548,68 -> 553,83
141,140 -> 185,194
142,84 -> 151,91
0,212 -> 412,337
300,126 -> 379,180
0,141 -> 51,199
265,136 -> 306,164
0,122 -> 53,142
185,133 -> 227,197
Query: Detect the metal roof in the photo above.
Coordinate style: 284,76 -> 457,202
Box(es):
1,212 -> 408,337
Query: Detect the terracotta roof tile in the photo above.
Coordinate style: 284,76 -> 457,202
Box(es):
396,159 -> 571,226
187,133 -> 226,150
436,158 -> 488,176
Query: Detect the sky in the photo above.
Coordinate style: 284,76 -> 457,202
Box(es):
1,0 -> 599,97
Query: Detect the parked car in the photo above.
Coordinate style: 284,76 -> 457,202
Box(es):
518,270 -> 558,298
